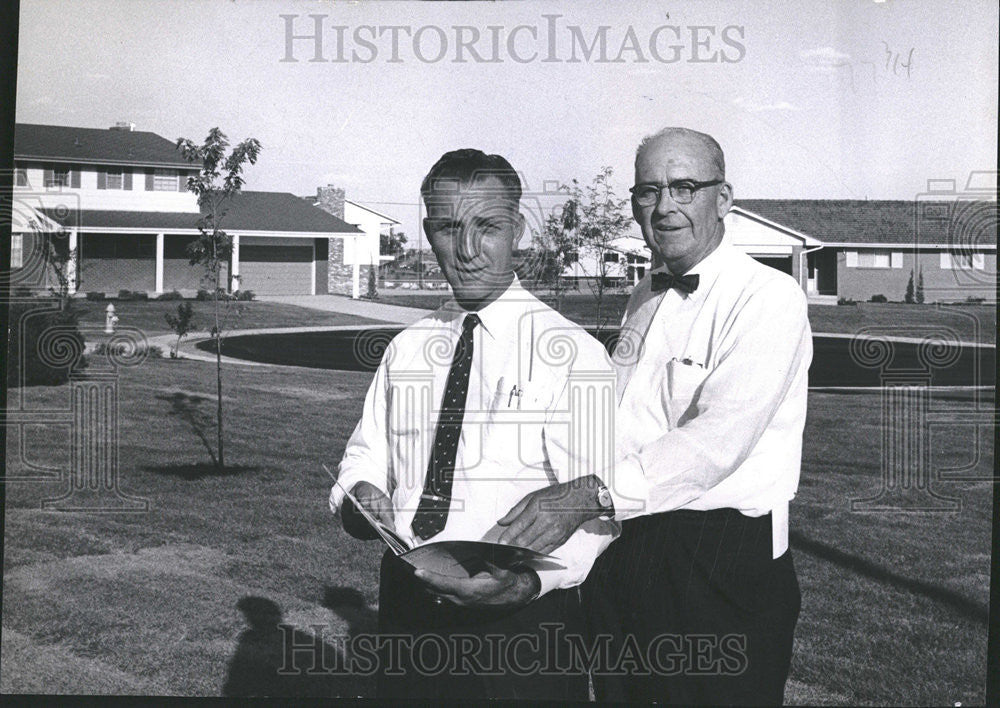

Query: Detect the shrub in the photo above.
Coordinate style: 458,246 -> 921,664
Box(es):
85,291 -> 106,301
117,289 -> 133,300
157,290 -> 184,301
869,294 -> 888,303
837,297 -> 855,306
196,289 -> 212,301
12,286 -> 35,298
6,302 -> 87,387
235,289 -> 255,302
964,296 -> 986,304
92,341 -> 163,359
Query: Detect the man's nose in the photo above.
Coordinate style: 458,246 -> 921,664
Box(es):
653,188 -> 679,215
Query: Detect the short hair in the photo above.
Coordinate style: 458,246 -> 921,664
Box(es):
635,127 -> 726,179
420,149 -> 522,206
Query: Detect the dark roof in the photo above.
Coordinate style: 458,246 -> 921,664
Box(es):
42,191 -> 362,234
14,123 -> 193,168
736,199 -> 997,246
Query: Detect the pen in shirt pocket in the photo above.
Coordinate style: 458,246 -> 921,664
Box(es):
671,356 -> 705,368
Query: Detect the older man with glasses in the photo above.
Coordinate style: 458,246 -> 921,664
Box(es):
498,127 -> 812,705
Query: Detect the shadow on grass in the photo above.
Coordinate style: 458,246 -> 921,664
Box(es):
156,391 -> 220,467
321,586 -> 378,640
222,595 -> 372,698
142,462 -> 259,480
789,530 -> 988,624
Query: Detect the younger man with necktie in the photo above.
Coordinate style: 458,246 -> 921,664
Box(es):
328,149 -> 617,700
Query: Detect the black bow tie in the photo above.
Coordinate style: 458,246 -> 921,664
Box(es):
651,271 -> 700,294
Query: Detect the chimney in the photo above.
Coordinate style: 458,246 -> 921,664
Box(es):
315,184 -> 346,219
109,121 -> 135,132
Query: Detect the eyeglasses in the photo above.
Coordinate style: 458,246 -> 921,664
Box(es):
629,179 -> 724,206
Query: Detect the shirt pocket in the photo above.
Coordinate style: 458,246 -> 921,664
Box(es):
663,359 -> 710,426
479,383 -> 552,477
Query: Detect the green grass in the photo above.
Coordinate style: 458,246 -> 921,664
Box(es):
2,361 -> 992,700
66,299 -> 382,336
377,290 -> 996,343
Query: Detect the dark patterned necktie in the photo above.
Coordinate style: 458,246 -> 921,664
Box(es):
411,313 -> 480,540
651,271 -> 700,294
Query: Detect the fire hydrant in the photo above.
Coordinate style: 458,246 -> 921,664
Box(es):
104,303 -> 119,334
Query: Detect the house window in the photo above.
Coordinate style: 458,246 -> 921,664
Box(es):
604,252 -> 620,263
152,169 -> 178,191
12,234 -> 22,268
50,168 -> 71,187
107,169 -> 123,190
848,249 -> 892,268
941,251 -> 985,270
14,169 -> 28,187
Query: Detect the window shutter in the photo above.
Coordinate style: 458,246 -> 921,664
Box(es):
70,169 -> 80,188
178,171 -> 188,192
939,252 -> 951,269
845,251 -> 858,267
97,170 -> 107,189
124,170 -> 132,190
145,170 -> 154,190
890,252 -> 903,268
44,168 -> 53,186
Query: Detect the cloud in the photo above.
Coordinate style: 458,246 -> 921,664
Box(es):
732,97 -> 801,113
799,46 -> 852,71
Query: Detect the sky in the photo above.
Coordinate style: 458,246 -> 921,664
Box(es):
15,0 -> 999,248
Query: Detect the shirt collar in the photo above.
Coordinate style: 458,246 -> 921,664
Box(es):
441,274 -> 528,339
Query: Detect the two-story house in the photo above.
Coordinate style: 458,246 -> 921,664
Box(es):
11,122 -> 367,297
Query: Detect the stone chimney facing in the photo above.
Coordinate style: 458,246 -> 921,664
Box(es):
314,185 -> 355,296
315,185 -> 346,219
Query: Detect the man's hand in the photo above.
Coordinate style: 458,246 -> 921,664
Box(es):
414,564 -> 540,608
496,476 -> 604,553
341,481 -> 394,540
352,481 -> 394,526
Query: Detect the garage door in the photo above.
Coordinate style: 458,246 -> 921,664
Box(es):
239,242 -> 313,295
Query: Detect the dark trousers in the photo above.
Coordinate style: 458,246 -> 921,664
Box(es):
581,508 -> 800,705
376,550 -> 589,701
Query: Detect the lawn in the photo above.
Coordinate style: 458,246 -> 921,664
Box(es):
67,298 -> 382,336
1,356 -> 991,701
377,289 -> 996,344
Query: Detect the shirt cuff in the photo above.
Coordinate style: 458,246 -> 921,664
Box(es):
528,563 -> 563,598
603,456 -> 649,521
328,468 -> 388,513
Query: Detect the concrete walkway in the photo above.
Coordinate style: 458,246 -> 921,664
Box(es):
260,294 -> 434,325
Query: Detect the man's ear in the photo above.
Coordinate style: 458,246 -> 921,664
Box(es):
513,211 -> 526,243
716,181 -> 734,219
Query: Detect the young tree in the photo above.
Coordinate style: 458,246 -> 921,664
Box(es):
380,230 -> 407,258
164,302 -> 196,358
904,269 -> 915,304
560,168 -> 632,330
176,128 -> 261,470
915,267 -> 925,304
528,203 -> 579,311
366,259 -> 378,300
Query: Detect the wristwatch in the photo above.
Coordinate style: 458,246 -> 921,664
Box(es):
595,478 -> 615,521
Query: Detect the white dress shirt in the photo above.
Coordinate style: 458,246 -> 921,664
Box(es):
606,239 -> 812,558
330,275 -> 619,596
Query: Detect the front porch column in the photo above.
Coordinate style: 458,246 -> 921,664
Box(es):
352,234 -> 360,299
231,234 -> 240,292
67,228 -> 78,294
155,233 -> 164,293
